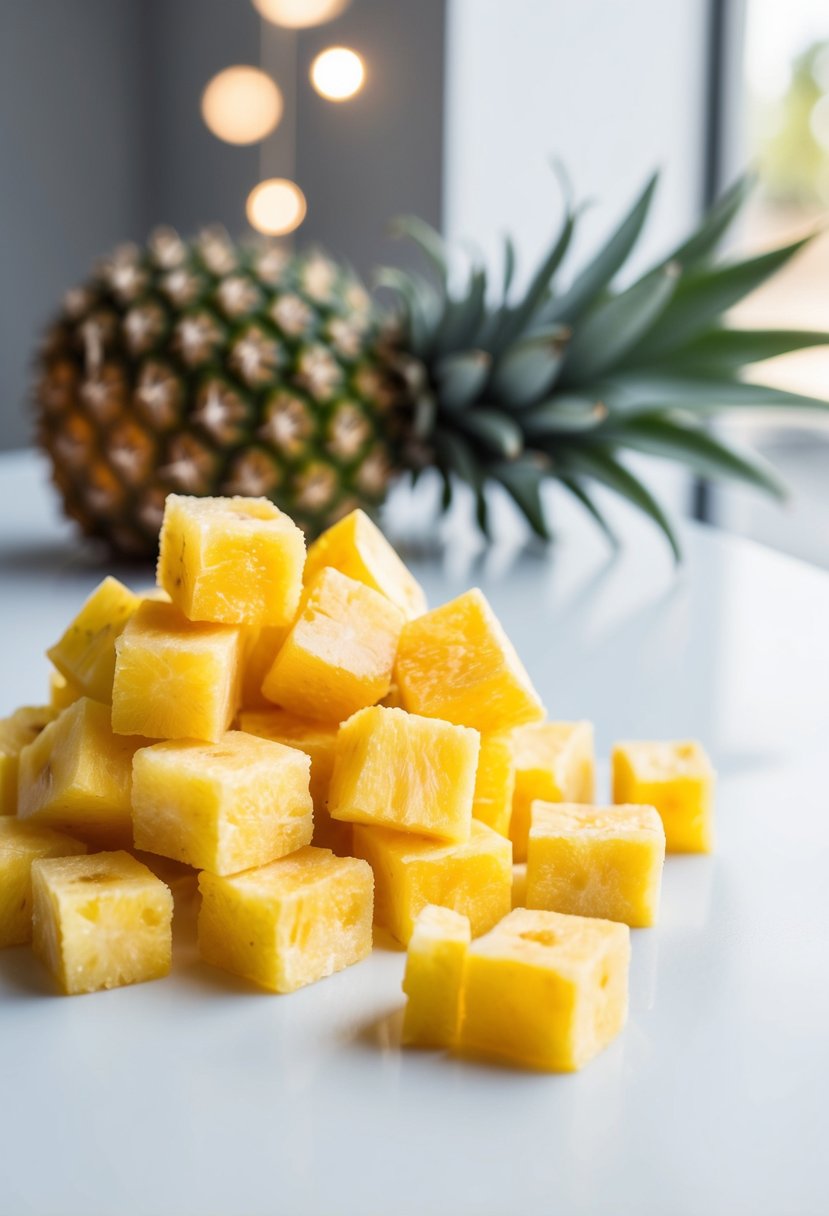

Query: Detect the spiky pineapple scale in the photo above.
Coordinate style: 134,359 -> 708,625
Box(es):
36,229 -> 399,554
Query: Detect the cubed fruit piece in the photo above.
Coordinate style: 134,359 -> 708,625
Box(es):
239,625 -> 290,710
49,669 -> 83,711
157,494 -> 306,627
262,568 -> 404,722
32,851 -> 173,995
512,863 -> 528,909
304,508 -> 427,620
0,706 -> 57,815
329,706 -> 479,843
612,740 -> 715,853
458,908 -> 630,1072
402,906 -> 471,1048
510,721 -> 595,862
112,601 -> 242,742
236,710 -> 348,854
395,588 -> 544,733
132,731 -> 313,876
197,846 -> 373,993
526,802 -> 665,928
352,820 -> 511,945
0,820 -> 86,947
46,576 -> 142,704
18,698 -> 144,845
472,733 -> 515,837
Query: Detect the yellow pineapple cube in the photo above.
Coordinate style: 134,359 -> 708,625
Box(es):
510,721 -> 595,862
472,733 -> 515,837
239,625 -> 290,710
526,802 -> 665,927
197,846 -> 373,992
329,706 -> 479,843
112,600 -> 242,742
402,905 -> 471,1048
236,710 -> 348,853
458,908 -> 630,1072
0,706 -> 57,814
352,820 -> 512,945
512,862 -> 528,909
304,508 -> 427,619
612,740 -> 715,853
132,731 -> 313,876
18,698 -> 143,845
32,851 -> 172,994
0,820 -> 86,947
157,493 -> 306,627
395,588 -> 544,733
49,669 -> 83,711
46,576 -> 142,704
262,568 -> 404,722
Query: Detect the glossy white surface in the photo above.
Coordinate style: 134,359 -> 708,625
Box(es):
1,452 -> 828,1216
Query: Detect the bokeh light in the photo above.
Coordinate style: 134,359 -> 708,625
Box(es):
252,0 -> 350,29
310,47 -> 365,101
246,179 -> 308,235
201,67 -> 283,145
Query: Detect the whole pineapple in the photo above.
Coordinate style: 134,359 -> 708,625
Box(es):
35,174 -> 829,558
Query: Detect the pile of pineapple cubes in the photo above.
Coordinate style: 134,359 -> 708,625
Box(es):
0,496 -> 715,1073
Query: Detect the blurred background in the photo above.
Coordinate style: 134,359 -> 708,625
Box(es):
1,0 -> 828,564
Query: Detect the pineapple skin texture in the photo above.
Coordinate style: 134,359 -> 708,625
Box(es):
510,721 -> 596,862
612,741 -> 715,853
0,706 -> 57,815
458,908 -> 630,1072
197,846 -> 374,993
352,820 -> 512,945
0,820 -> 87,947
262,568 -> 405,723
17,698 -> 143,846
402,905 -> 471,1049
395,588 -> 545,734
329,706 -> 480,843
472,733 -> 515,837
526,802 -> 666,928
158,494 -> 306,628
304,509 -> 427,620
31,851 -> 173,995
46,576 -> 141,705
132,731 -> 313,876
112,600 -> 243,742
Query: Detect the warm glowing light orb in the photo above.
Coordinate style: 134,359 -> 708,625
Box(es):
201,66 -> 283,145
246,178 -> 307,236
310,47 -> 365,101
252,0 -> 350,29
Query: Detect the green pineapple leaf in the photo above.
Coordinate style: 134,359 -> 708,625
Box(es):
662,326 -> 829,370
434,350 -> 491,412
557,474 -> 620,549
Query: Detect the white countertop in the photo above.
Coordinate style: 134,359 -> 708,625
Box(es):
1,451 -> 828,1216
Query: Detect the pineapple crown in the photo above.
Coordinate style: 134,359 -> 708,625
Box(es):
379,171 -> 829,558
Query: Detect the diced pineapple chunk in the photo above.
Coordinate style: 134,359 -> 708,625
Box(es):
352,820 -> 512,945
0,706 -> 57,815
236,709 -> 348,854
112,600 -> 242,742
49,669 -> 83,711
329,706 -> 479,843
402,905 -> 470,1048
472,733 -> 515,837
46,576 -> 142,704
239,625 -> 290,710
0,820 -> 87,947
510,721 -> 595,862
157,494 -> 306,627
18,698 -> 144,845
526,802 -> 665,927
612,740 -> 715,853
458,908 -> 630,1072
262,568 -> 404,722
132,731 -> 313,876
197,846 -> 373,992
395,588 -> 544,733
304,508 -> 427,619
31,851 -> 173,995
